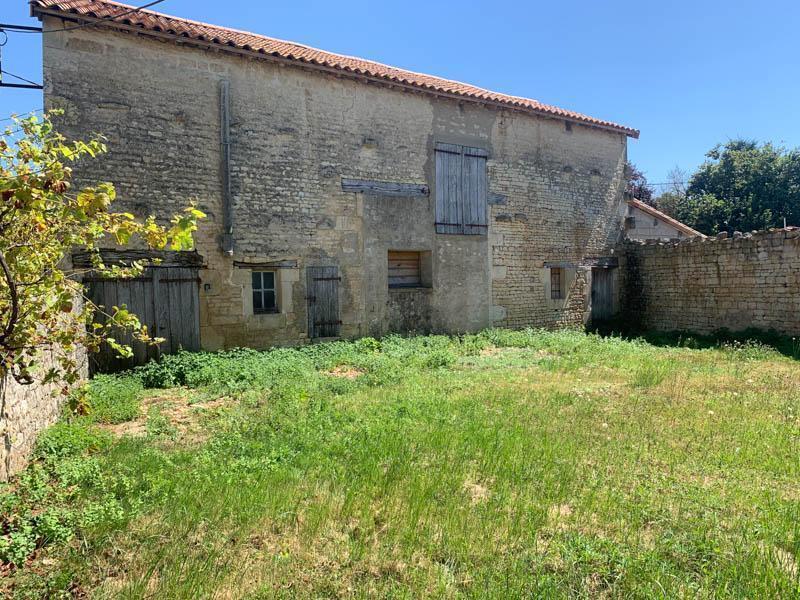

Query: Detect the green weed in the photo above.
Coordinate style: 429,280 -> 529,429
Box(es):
1,328 -> 799,598
83,374 -> 142,424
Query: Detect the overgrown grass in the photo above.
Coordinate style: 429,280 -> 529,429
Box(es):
82,375 -> 143,424
2,329 -> 799,598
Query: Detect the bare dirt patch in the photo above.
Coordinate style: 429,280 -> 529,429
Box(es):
99,392 -> 232,440
326,366 -> 365,379
463,479 -> 491,504
479,346 -> 502,357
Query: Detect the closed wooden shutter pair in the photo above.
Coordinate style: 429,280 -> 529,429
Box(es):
434,142 -> 488,235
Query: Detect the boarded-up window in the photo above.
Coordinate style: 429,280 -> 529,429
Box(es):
435,142 -> 488,235
550,268 -> 564,300
388,251 -> 421,288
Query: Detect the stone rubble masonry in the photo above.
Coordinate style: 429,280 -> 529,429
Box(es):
0,346 -> 87,481
620,228 -> 800,335
42,17 -> 629,349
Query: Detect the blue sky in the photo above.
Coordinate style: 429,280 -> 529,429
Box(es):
2,0 -> 799,191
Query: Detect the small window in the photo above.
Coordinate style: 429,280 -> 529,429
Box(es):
252,271 -> 277,313
625,216 -> 636,229
653,217 -> 659,226
550,268 -> 564,300
388,251 -> 421,288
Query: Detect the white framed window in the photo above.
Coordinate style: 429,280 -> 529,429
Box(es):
252,271 -> 277,313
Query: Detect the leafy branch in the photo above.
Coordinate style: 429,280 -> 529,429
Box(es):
0,112 -> 205,387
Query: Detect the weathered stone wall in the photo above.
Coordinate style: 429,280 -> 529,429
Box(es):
42,17 -> 629,346
621,229 -> 800,334
387,289 -> 433,334
0,347 -> 87,481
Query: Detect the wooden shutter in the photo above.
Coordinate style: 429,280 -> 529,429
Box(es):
434,143 -> 487,235
435,143 -> 463,234
388,251 -> 421,287
307,266 -> 341,338
462,147 -> 488,235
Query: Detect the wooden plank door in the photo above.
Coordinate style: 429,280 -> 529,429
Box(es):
306,266 -> 341,339
85,266 -> 200,373
591,267 -> 614,322
86,274 -> 154,373
160,267 -> 201,354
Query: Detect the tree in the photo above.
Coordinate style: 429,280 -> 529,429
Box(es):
680,140 -> 800,234
0,113 -> 204,388
625,161 -> 655,205
655,166 -> 689,219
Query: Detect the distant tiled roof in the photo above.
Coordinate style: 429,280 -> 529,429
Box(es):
628,198 -> 705,238
31,0 -> 639,138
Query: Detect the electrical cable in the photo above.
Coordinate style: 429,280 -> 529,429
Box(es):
1,0 -> 165,34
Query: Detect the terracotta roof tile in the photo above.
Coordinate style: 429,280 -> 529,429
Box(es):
31,0 -> 639,138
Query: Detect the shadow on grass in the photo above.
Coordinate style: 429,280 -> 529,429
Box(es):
589,319 -> 800,361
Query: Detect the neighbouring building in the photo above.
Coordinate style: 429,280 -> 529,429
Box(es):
623,197 -> 704,242
32,0 -> 639,363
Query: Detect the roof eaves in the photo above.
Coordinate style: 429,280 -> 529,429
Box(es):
30,0 -> 640,138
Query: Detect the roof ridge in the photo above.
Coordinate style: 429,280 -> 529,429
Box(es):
64,0 -> 541,99
31,0 -> 638,137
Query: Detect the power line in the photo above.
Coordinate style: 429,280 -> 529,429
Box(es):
0,110 -> 44,123
648,181 -> 691,187
0,24 -> 41,33
0,0 -> 166,35
1,69 -> 41,88
0,1 -> 165,89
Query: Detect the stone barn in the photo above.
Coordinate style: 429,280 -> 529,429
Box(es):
32,0 -> 639,360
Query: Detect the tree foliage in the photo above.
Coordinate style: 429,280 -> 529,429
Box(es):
625,162 -> 655,204
659,140 -> 800,235
0,113 -> 204,388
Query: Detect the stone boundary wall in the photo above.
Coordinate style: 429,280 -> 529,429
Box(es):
620,228 -> 800,335
0,347 -> 87,481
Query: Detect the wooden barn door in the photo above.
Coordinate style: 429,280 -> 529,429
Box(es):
590,267 -> 614,323
85,266 -> 200,373
306,266 -> 341,339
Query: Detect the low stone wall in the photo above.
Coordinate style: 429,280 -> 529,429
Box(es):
621,228 -> 800,335
0,347 -> 87,481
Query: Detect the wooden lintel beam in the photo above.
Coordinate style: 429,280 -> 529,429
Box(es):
233,259 -> 298,269
72,249 -> 204,268
341,178 -> 429,197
